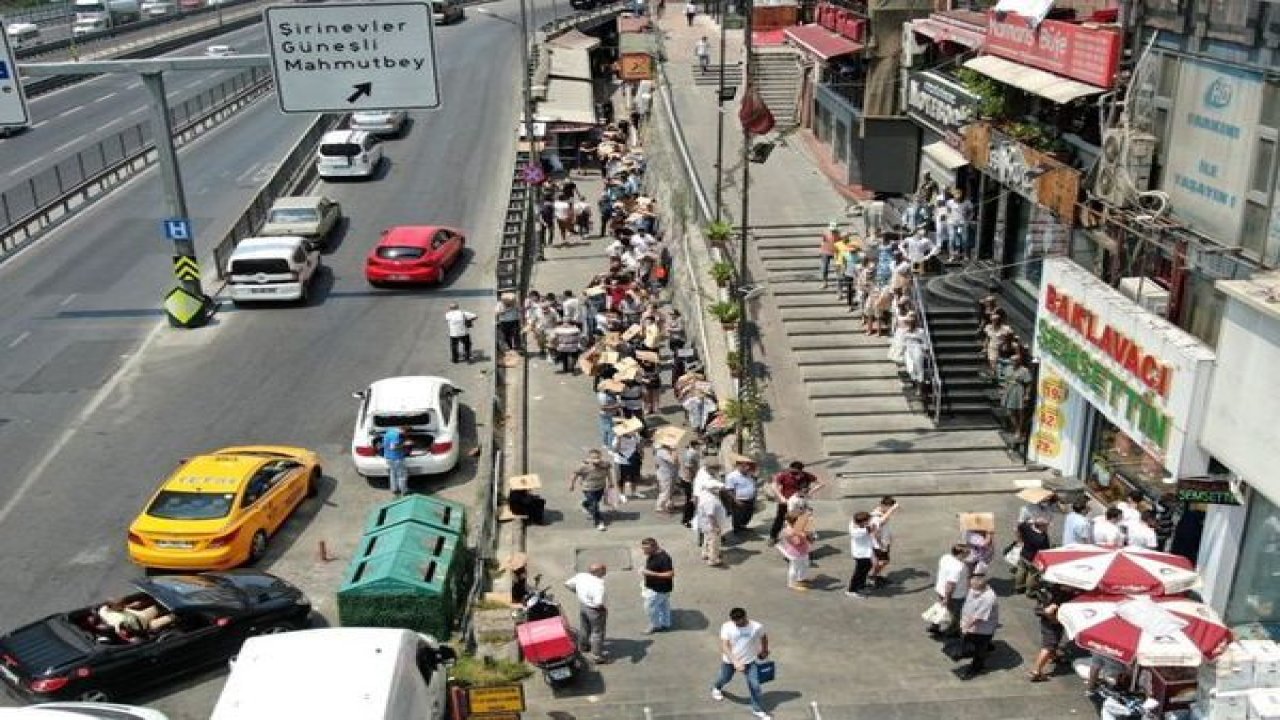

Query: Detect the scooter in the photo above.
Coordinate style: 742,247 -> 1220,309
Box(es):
513,575 -> 587,687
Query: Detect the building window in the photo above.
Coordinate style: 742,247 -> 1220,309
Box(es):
1226,490 -> 1280,627
1157,53 -> 1179,99
1250,133 -> 1276,195
1242,200 -> 1269,259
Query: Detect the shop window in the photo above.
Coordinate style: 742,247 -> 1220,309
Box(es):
1250,134 -> 1276,195
1010,203 -> 1068,298
1086,420 -> 1173,504
1241,200 -> 1269,260
1225,491 -> 1280,627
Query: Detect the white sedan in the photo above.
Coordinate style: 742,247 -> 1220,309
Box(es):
350,376 -> 463,478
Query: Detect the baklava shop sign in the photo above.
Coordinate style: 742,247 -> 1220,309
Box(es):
1033,258 -> 1215,474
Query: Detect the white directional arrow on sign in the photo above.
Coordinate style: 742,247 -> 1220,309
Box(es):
0,21 -> 32,128
263,2 -> 440,114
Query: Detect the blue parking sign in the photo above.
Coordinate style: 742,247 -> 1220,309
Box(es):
162,218 -> 192,242
0,61 -> 10,80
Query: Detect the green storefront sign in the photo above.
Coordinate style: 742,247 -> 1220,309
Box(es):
1037,319 -> 1172,452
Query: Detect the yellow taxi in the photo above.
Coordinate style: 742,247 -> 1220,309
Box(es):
127,446 -> 322,571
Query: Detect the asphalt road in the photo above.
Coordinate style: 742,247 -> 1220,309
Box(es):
0,1 -> 531,713
1,21 -> 270,209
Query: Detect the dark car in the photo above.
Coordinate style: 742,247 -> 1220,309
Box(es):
0,571 -> 311,703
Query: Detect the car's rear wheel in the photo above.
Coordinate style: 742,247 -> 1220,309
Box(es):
77,688 -> 110,702
306,467 -> 321,498
248,530 -> 269,564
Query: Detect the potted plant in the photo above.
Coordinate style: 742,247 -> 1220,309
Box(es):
705,220 -> 734,248
710,261 -> 735,287
722,392 -> 766,429
707,300 -> 741,328
727,350 -> 745,378
956,68 -> 1009,120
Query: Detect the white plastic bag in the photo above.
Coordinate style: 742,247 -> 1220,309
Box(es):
921,602 -> 951,627
1003,542 -> 1023,567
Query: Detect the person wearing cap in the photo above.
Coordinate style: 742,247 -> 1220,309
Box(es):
818,221 -> 841,289
495,292 -> 522,353
694,478 -> 729,566
444,302 -> 477,364
683,389 -> 717,439
611,421 -> 644,499
653,434 -> 680,514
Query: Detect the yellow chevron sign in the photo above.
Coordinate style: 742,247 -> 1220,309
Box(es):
173,255 -> 201,283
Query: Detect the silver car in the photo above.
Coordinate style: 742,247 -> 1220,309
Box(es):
260,196 -> 342,250
349,110 -> 408,137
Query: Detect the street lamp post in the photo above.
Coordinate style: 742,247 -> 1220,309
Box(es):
712,0 -> 727,222
734,0 -> 754,453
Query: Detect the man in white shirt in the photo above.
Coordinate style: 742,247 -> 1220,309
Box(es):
932,544 -> 971,636
868,497 -> 898,587
902,227 -> 939,268
1092,507 -> 1126,548
711,607 -> 772,720
695,36 -> 710,72
945,191 -> 973,261
846,511 -> 875,598
723,458 -> 759,533
444,303 -> 478,363
561,289 -> 582,326
1115,489 -> 1145,528
565,564 -> 610,663
1126,511 -> 1159,549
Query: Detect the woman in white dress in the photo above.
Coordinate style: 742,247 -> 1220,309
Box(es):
898,315 -> 927,386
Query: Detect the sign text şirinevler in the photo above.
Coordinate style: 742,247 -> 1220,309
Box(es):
273,19 -> 427,71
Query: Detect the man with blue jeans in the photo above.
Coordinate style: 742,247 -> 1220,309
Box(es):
712,607 -> 772,719
639,538 -> 674,634
382,426 -> 410,495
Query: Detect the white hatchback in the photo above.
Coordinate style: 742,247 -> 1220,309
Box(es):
350,376 -> 462,478
225,236 -> 321,305
316,130 -> 383,180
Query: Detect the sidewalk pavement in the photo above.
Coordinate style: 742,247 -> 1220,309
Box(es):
516,10 -> 1095,719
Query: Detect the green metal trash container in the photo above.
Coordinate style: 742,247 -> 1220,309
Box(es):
337,549 -> 455,639
363,495 -> 467,538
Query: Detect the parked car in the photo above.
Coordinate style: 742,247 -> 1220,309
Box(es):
6,22 -> 40,49
348,110 -> 407,137
224,236 -> 321,305
364,225 -> 465,286
210,628 -> 454,720
430,0 -> 463,24
315,129 -> 382,180
139,0 -> 175,16
0,703 -> 169,719
0,572 -> 311,703
350,376 -> 462,478
127,446 -> 322,570
259,196 -> 342,250
204,44 -> 236,56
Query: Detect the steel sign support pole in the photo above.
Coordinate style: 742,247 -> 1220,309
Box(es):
735,0 -> 753,453
142,72 -> 205,302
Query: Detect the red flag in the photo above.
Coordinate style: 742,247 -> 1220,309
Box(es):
738,82 -> 776,136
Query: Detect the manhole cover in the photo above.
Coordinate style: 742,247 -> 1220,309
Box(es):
573,545 -> 633,573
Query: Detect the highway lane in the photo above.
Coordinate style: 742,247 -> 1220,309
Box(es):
2,21 -> 269,190
0,3 -> 528,712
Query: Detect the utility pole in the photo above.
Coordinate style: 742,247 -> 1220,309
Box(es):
734,0 -> 753,452
143,71 -> 198,298
713,0 -> 728,223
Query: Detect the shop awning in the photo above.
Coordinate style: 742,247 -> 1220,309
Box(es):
784,24 -> 864,61
548,28 -> 601,51
539,78 -> 597,125
908,18 -> 984,49
549,47 -> 593,81
922,141 -> 969,170
963,55 -> 1107,104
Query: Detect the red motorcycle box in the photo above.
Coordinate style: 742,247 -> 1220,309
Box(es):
517,617 -> 577,664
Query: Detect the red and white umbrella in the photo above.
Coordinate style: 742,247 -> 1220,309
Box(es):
1032,543 -> 1199,595
1058,594 -> 1232,667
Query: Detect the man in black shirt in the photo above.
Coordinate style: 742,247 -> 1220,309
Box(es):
640,537 -> 675,634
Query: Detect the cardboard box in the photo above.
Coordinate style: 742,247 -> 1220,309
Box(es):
1016,487 -> 1055,504
1248,690 -> 1280,720
614,417 -> 644,436
507,474 -> 542,491
600,351 -> 620,366
1241,640 -> 1280,688
622,324 -> 642,341
1198,690 -> 1251,720
652,426 -> 688,448
958,512 -> 996,533
1201,643 -> 1258,693
636,350 -> 660,364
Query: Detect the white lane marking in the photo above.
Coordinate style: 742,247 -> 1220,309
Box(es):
0,322 -> 165,528
93,92 -> 117,103
52,139 -> 81,154
59,293 -> 78,307
7,331 -> 30,349
32,120 -> 48,129
6,156 -> 45,177
125,81 -> 141,89
55,106 -> 83,118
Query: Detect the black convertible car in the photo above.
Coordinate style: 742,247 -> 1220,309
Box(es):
0,571 -> 311,703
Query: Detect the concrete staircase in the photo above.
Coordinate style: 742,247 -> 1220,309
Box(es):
754,227 -> 1025,480
749,47 -> 801,128
690,60 -> 743,89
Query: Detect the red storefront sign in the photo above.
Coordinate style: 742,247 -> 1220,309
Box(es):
984,11 -> 1121,87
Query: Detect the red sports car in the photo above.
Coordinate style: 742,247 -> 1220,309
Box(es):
365,225 -> 466,286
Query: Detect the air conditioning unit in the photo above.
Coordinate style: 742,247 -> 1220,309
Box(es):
1101,128 -> 1158,190
1118,276 -> 1171,316
1092,165 -> 1130,206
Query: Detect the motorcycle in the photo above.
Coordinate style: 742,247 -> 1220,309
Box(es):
1090,685 -> 1163,720
513,575 -> 587,687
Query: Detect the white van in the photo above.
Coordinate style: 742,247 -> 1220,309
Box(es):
225,236 -> 320,305
210,628 -> 454,720
6,22 -> 40,48
316,129 -> 383,180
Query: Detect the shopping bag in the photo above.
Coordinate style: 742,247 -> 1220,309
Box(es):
921,602 -> 952,627
1003,542 -> 1023,567
755,659 -> 776,683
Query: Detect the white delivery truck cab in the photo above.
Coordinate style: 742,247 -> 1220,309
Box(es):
210,628 -> 453,720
